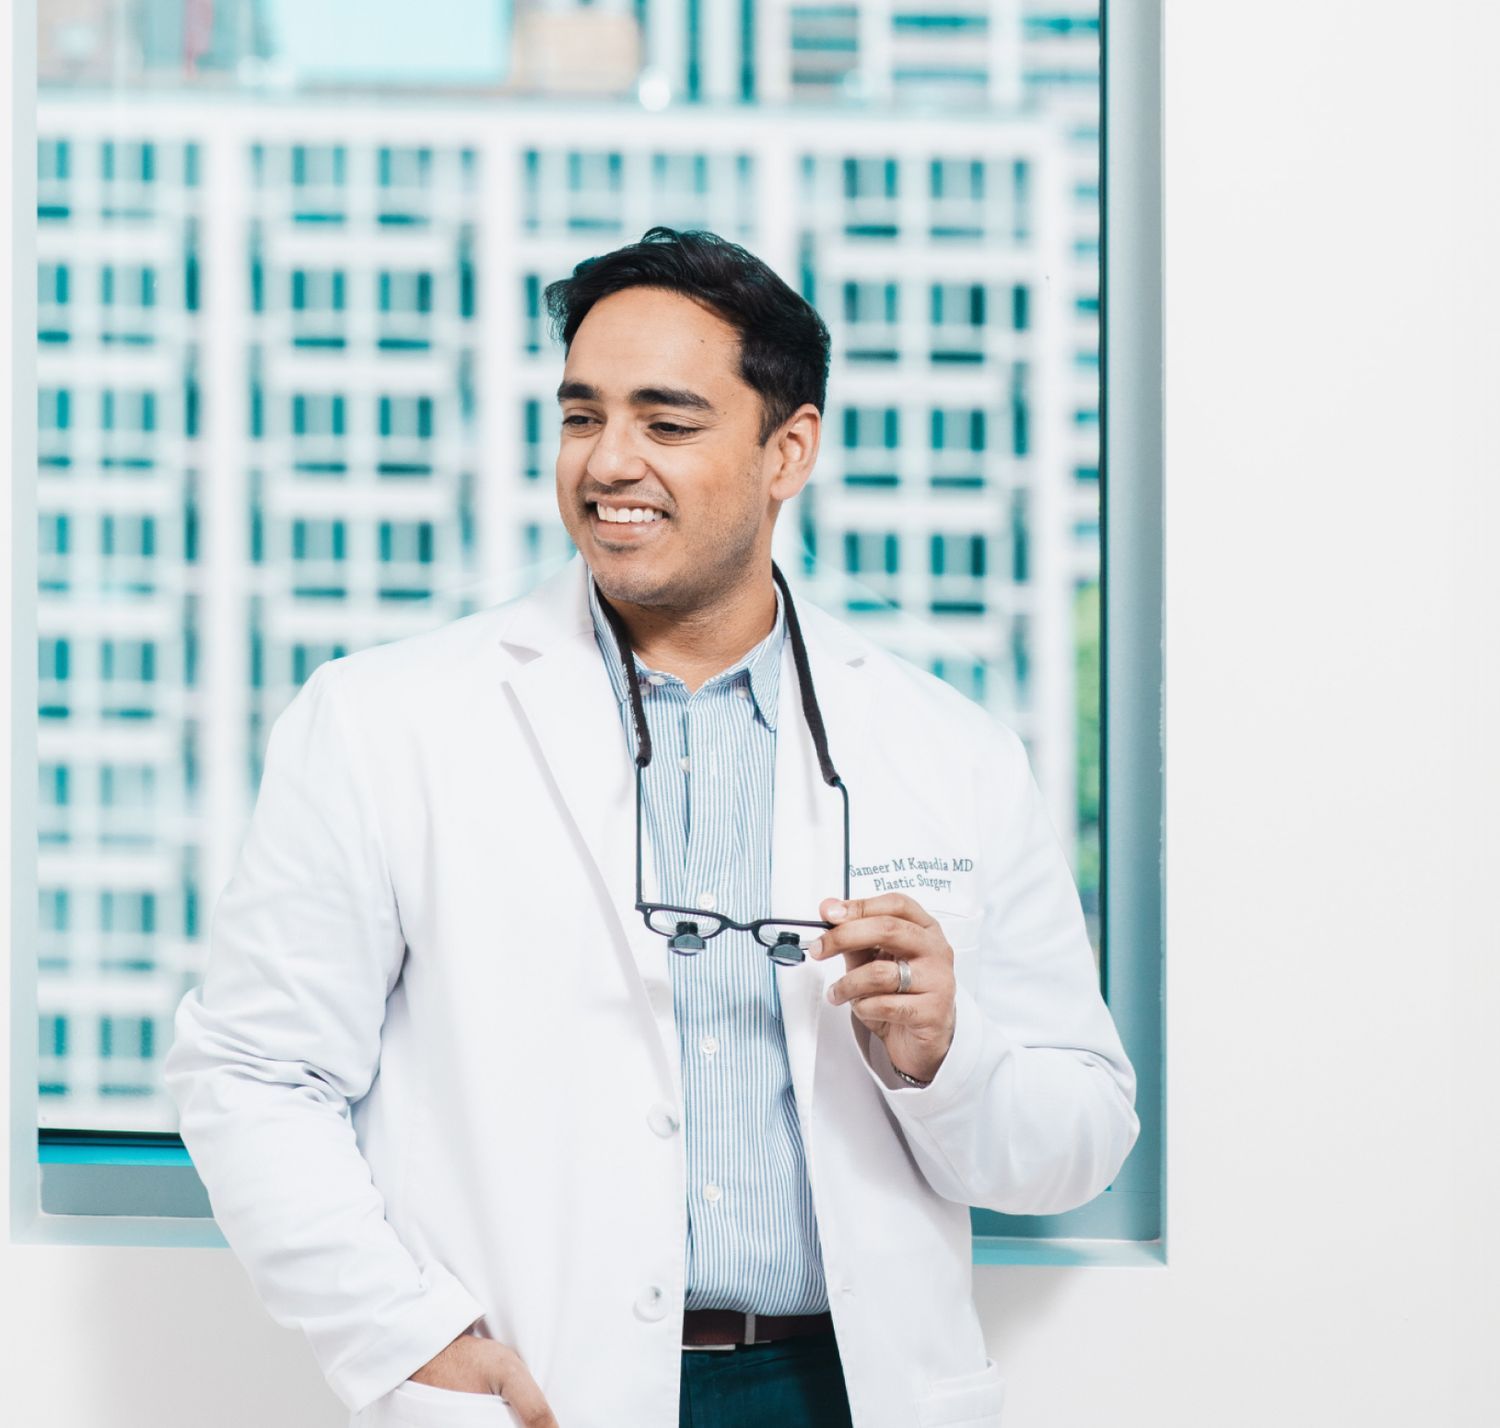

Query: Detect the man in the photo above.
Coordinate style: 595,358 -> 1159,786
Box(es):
163,227 -> 1139,1428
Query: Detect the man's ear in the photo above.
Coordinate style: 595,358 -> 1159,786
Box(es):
767,403 -> 822,502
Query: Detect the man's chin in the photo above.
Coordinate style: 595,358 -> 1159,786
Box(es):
586,555 -> 677,609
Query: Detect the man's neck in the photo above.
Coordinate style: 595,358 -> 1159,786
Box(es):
606,574 -> 779,696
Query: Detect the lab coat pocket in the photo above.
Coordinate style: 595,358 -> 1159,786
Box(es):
371,1379 -> 524,1428
915,1356 -> 1007,1427
932,909 -> 981,959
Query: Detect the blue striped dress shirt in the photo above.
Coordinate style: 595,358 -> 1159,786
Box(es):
587,574 -> 829,1316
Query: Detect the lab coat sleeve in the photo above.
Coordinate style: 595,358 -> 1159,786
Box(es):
852,721 -> 1141,1215
160,661 -> 487,1412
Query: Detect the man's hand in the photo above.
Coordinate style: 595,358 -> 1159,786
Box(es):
408,1331 -> 561,1426
809,894 -> 958,1084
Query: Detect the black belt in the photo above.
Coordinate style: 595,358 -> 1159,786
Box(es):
682,1308 -> 835,1350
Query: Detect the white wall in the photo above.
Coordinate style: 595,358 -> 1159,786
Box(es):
4,3 -> 1496,1423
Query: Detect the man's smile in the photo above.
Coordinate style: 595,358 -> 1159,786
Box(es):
588,498 -> 673,536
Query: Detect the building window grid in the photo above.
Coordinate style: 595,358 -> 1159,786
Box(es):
524,147 -> 753,240
38,510 -> 69,590
805,151 -> 1031,245
289,267 -> 348,349
99,511 -> 159,595
377,269 -> 435,350
256,142 -> 475,230
930,405 -> 989,488
564,149 -> 624,234
840,403 -> 901,488
288,143 -> 348,224
99,761 -> 159,847
290,392 -> 348,475
290,517 -> 349,600
99,139 -> 158,220
377,394 -> 436,477
378,519 -> 437,602
38,137 -> 70,219
522,396 -> 552,481
788,4 -> 860,97
26,94 -> 1104,1140
376,145 -> 434,226
841,278 -> 901,362
39,260 -> 69,342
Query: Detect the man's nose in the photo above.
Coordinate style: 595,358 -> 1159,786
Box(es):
584,420 -> 648,482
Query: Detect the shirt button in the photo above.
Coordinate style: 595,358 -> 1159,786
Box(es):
634,1284 -> 668,1321
735,686 -> 750,699
698,892 -> 716,909
646,674 -> 667,686
679,756 -> 691,772
703,1183 -> 722,1204
647,1103 -> 681,1137
699,1035 -> 718,1056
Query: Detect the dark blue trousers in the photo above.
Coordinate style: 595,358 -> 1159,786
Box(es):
678,1331 -> 855,1428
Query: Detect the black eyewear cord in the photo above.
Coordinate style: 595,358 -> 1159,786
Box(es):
594,560 -> 851,967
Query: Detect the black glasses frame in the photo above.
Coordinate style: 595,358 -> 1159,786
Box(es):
595,561 -> 850,967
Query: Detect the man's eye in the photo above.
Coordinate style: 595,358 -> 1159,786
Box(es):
560,415 -> 695,436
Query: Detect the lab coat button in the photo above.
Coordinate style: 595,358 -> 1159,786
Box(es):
634,1284 -> 669,1320
647,1103 -> 680,1137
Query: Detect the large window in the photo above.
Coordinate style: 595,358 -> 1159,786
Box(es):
19,0 -> 1159,1252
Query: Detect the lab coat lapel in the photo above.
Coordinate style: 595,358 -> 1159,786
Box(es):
770,598 -> 875,1124
494,557 -> 677,1092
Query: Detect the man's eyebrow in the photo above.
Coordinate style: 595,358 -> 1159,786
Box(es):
555,380 -> 718,414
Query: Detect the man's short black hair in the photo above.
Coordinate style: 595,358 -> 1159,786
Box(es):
543,226 -> 831,446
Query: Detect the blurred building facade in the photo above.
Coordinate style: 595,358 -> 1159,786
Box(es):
34,1 -> 1102,1129
39,0 -> 276,85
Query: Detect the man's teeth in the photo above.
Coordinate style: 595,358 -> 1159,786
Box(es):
596,506 -> 666,523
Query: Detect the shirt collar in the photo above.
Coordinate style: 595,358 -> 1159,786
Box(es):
587,573 -> 784,733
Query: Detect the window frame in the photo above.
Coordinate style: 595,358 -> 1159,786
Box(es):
8,0 -> 1163,1265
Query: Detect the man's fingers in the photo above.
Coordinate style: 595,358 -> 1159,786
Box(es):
497,1373 -> 560,1428
811,909 -> 936,963
820,893 -> 938,931
407,1335 -> 560,1424
848,992 -> 932,1025
480,1342 -> 560,1427
830,955 -> 949,1007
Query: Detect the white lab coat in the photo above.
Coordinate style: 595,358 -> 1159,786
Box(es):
163,552 -> 1139,1428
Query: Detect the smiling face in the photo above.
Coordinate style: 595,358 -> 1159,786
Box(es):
555,285 -> 818,613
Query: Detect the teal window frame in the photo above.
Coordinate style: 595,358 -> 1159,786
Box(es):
10,0 -> 1163,1266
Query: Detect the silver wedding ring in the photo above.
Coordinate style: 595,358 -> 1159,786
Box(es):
895,959 -> 913,994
